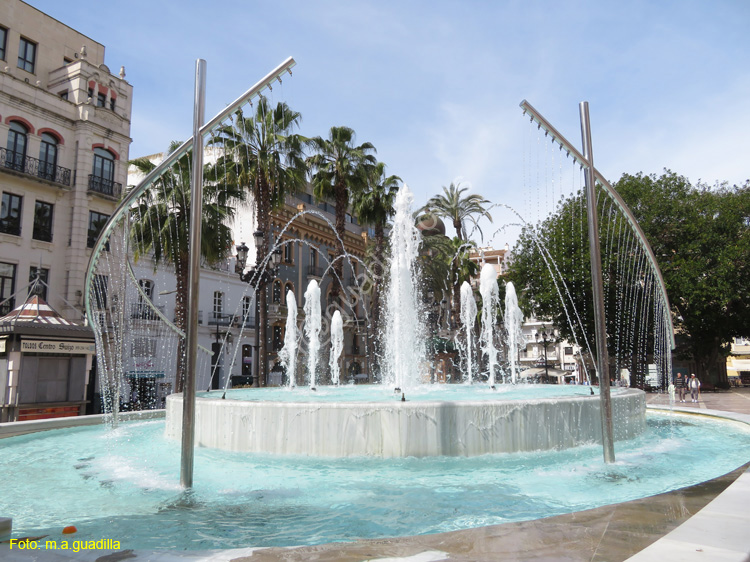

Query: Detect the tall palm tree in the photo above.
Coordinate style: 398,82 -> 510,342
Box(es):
307,126 -> 376,304
212,96 -> 307,386
352,161 -> 401,372
129,141 -> 247,392
420,182 -> 493,241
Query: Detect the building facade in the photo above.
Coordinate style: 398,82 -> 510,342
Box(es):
0,0 -> 132,418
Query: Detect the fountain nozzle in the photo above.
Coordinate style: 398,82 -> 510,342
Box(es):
401,392 -> 406,402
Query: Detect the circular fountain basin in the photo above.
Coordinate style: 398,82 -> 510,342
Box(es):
2,410 -> 749,550
165,385 -> 646,457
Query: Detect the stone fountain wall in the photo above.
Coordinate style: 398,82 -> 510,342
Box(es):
166,388 -> 646,458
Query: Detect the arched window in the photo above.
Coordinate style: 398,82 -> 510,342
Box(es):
272,279 -> 282,304
92,147 -> 115,194
284,283 -> 294,306
6,121 -> 28,171
38,133 -> 58,181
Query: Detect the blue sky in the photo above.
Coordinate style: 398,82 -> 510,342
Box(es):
27,0 -> 750,245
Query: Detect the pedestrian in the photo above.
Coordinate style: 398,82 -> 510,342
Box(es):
689,374 -> 701,403
674,373 -> 687,402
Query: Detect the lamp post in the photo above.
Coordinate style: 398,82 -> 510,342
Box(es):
535,326 -> 555,383
235,231 -> 282,387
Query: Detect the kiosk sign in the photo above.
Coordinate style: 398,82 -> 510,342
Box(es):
21,340 -> 96,354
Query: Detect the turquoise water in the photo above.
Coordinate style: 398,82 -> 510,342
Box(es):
1,413 -> 749,550
201,383 -> 615,403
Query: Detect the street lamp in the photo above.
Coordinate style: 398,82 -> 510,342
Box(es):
235,232 -> 282,387
535,326 -> 555,383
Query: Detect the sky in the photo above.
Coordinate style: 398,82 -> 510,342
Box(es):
26,0 -> 750,246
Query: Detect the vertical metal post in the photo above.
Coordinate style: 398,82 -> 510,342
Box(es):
180,59 -> 206,488
579,101 -> 615,463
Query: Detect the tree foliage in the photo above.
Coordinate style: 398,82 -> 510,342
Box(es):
508,170 -> 750,383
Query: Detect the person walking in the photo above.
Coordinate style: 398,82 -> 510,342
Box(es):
674,372 -> 687,402
689,374 -> 701,403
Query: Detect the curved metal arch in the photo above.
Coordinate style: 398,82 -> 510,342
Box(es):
519,99 -> 675,350
84,57 -> 296,327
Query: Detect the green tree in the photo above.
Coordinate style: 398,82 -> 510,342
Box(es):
129,141 -> 246,392
508,170 -> 750,385
351,161 -> 400,372
419,234 -> 479,329
212,96 -> 307,387
614,172 -> 750,381
307,126 -> 377,304
419,182 -> 493,241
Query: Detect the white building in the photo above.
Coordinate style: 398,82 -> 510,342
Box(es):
0,0 -> 132,419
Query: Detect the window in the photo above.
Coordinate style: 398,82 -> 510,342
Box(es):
272,325 -> 283,351
0,26 -> 7,61
38,133 -> 58,181
109,97 -> 116,111
91,147 -> 115,194
242,295 -> 252,317
138,279 -> 154,300
59,90 -> 68,100
96,92 -> 106,108
6,121 -> 28,171
28,266 -> 48,300
0,262 -> 16,315
87,210 -> 110,248
310,247 -> 317,267
272,280 -> 282,304
0,192 -> 22,236
92,274 -> 108,309
213,291 -> 224,322
87,87 -> 94,100
17,37 -> 36,73
131,337 -> 157,357
283,241 -> 294,263
33,200 -> 53,242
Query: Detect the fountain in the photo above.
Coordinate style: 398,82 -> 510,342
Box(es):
303,280 -> 321,389
479,263 -> 500,386
278,289 -> 298,389
329,310 -> 344,385
504,280 -> 524,384
459,281 -> 477,383
164,181 -> 647,457
4,59 -> 735,554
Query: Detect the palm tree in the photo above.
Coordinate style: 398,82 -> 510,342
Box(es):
129,141 -> 247,392
419,234 -> 479,331
211,96 -> 307,387
307,126 -> 376,304
352,161 -> 401,373
420,182 -> 493,241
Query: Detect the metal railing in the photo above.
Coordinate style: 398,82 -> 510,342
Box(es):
88,175 -> 123,198
130,302 -> 166,320
307,266 -> 325,278
1,147 -> 72,186
207,312 -> 232,326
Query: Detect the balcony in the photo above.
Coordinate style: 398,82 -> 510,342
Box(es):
1,147 -> 72,186
130,302 -> 165,320
88,175 -> 122,199
307,266 -> 325,279
207,312 -> 233,326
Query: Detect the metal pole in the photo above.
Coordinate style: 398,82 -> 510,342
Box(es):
180,59 -> 206,488
579,101 -> 615,463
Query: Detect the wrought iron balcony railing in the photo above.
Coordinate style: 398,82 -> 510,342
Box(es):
130,302 -> 166,320
88,175 -> 122,198
307,266 -> 325,278
1,147 -> 72,186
